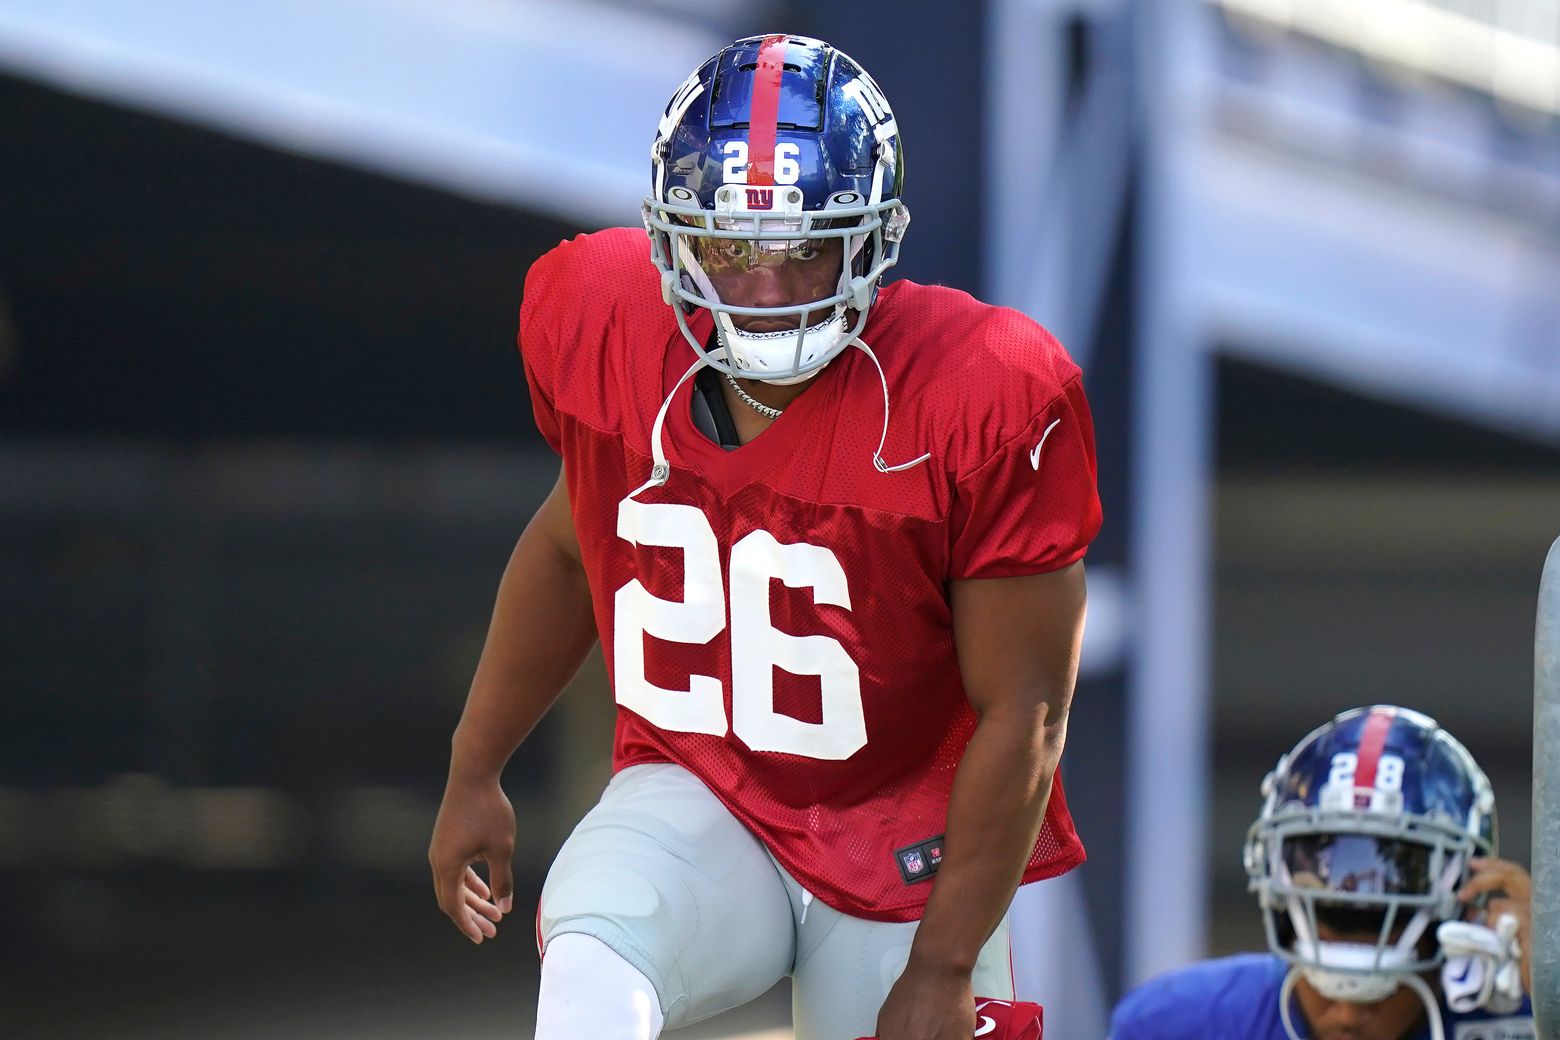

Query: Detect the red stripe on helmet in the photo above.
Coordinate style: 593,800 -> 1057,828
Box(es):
745,35 -> 789,186
1352,709 -> 1394,791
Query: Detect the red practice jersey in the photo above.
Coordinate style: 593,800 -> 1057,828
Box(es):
519,227 -> 1102,920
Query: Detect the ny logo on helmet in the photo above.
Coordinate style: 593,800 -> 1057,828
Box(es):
744,188 -> 774,210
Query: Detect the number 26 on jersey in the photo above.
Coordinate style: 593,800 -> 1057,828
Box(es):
613,500 -> 866,761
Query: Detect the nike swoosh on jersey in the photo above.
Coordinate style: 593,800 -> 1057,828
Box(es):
1029,417 -> 1062,470
974,1016 -> 997,1037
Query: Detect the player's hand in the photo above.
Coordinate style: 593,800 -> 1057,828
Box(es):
1458,856 -> 1533,995
874,957 -> 975,1040
428,773 -> 515,944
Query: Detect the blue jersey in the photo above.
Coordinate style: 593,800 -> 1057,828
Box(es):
1108,953 -> 1534,1040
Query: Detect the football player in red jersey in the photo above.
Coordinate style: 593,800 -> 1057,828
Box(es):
428,34 -> 1102,1040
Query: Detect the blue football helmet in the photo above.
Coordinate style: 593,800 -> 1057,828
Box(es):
642,34 -> 910,384
1244,706 -> 1496,1038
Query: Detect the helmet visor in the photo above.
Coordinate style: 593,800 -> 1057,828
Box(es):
693,232 -> 844,278
1282,834 -> 1433,897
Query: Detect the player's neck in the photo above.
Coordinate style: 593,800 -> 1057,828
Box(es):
721,375 -> 812,444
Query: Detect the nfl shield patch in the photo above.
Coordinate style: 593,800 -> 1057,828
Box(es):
894,834 -> 947,884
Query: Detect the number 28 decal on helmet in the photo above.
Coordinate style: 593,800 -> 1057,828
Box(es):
642,34 -> 910,385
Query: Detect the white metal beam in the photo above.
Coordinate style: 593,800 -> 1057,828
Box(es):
0,0 -> 727,224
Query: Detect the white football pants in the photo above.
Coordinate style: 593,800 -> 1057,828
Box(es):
535,763 -> 1014,1039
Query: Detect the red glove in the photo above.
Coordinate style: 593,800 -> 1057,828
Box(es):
855,997 -> 1044,1040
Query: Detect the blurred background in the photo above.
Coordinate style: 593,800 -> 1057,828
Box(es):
1,0 -> 1556,1037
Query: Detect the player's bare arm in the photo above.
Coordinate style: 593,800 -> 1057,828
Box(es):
875,562 -> 1088,1040
428,465 -> 596,943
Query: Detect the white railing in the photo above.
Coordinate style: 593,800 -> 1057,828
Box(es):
1427,0 -> 1560,46
1212,0 -> 1560,115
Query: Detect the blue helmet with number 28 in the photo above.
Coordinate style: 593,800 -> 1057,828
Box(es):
642,34 -> 910,385
1244,705 -> 1496,1040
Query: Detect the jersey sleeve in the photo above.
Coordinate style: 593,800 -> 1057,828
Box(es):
517,242 -> 569,454
949,372 -> 1102,580
1108,973 -> 1217,1040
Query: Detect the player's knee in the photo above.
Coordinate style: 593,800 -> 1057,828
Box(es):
541,863 -> 666,932
537,932 -> 665,1040
538,862 -> 697,1012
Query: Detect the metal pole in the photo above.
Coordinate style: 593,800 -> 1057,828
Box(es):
1535,533 -> 1560,1035
1126,0 -> 1215,985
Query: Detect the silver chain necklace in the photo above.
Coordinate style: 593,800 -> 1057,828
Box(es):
724,372 -> 784,419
